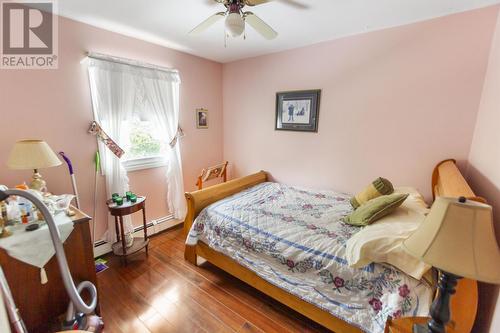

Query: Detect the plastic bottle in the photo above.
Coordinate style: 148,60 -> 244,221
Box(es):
19,203 -> 28,224
6,201 -> 20,225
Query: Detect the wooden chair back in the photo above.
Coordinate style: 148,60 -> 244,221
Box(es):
196,161 -> 228,190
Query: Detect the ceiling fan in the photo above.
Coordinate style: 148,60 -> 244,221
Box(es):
189,0 -> 308,40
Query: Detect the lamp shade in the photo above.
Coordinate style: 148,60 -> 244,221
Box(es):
403,197 -> 500,284
7,140 -> 61,170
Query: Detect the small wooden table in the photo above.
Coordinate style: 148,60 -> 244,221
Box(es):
106,196 -> 149,264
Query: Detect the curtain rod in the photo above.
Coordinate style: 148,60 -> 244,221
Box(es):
86,52 -> 179,74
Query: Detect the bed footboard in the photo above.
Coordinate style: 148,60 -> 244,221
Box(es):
183,171 -> 268,263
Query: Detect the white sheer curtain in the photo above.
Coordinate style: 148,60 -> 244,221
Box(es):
141,72 -> 187,219
88,59 -> 136,242
87,56 -> 186,243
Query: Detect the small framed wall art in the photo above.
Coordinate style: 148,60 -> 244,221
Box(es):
275,90 -> 321,132
196,108 -> 208,129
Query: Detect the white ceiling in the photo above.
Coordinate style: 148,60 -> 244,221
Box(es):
55,0 -> 500,63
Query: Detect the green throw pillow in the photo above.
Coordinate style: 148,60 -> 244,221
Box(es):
343,193 -> 409,226
350,177 -> 394,209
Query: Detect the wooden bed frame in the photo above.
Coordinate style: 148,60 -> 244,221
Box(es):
184,160 -> 481,333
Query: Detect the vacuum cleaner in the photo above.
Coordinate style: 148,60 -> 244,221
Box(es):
0,189 -> 103,332
59,152 -> 81,209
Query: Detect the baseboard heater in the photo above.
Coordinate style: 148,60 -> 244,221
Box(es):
93,214 -> 180,258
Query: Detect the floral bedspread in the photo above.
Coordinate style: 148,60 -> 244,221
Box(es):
186,182 -> 432,333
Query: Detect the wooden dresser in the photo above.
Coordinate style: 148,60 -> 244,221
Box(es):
0,208 -> 98,332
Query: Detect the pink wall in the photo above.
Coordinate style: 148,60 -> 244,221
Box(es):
0,16 -> 223,240
1,5 -> 499,330
467,7 -> 500,333
222,6 -> 498,201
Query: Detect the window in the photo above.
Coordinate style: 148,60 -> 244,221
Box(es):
121,115 -> 167,172
88,54 -> 185,222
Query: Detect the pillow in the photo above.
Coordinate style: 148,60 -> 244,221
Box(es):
393,186 -> 429,213
344,188 -> 431,280
343,193 -> 408,226
350,177 -> 394,209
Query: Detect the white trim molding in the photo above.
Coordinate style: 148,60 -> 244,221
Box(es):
93,214 -> 182,258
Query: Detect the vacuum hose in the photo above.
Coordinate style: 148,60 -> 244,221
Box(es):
0,189 -> 97,316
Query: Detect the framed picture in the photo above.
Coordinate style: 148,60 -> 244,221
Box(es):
196,108 -> 208,129
275,90 -> 321,132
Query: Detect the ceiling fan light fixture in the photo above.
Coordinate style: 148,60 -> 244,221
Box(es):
225,12 -> 245,37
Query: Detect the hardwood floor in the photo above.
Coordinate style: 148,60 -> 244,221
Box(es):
97,226 -> 331,333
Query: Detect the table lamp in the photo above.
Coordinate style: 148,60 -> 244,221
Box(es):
6,140 -> 62,192
403,196 -> 500,333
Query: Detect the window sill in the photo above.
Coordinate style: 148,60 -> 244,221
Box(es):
122,156 -> 167,172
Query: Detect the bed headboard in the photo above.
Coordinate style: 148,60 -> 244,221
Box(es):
432,159 -> 483,333
432,159 -> 485,203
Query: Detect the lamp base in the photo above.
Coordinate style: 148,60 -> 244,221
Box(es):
412,270 -> 461,333
30,169 -> 47,192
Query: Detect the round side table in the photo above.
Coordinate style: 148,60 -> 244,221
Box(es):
106,196 -> 149,265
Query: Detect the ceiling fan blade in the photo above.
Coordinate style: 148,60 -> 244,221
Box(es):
189,12 -> 226,35
244,0 -> 273,6
244,12 -> 278,40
